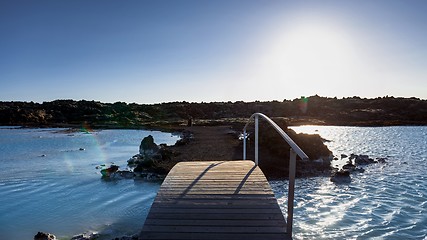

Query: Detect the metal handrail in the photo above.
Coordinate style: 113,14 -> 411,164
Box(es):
242,112 -> 309,238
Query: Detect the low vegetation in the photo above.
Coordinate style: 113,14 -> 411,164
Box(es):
1,95 -> 426,127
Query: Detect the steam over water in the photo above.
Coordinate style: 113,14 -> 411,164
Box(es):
1,126 -> 426,239
272,126 -> 427,239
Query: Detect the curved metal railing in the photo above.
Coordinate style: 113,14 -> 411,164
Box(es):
242,112 -> 309,238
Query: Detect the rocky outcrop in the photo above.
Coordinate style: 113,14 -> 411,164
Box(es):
348,154 -> 387,166
100,165 -> 119,177
116,135 -> 176,180
330,153 -> 387,182
70,232 -> 137,240
174,130 -> 193,146
70,232 -> 100,240
34,232 -> 56,240
330,170 -> 351,183
139,135 -> 160,156
244,118 -> 333,179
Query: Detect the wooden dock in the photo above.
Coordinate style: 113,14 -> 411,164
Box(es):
140,160 -> 290,240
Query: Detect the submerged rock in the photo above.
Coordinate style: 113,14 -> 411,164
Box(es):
342,162 -> 356,171
354,154 -> 375,165
110,170 -> 135,179
100,165 -> 119,177
70,232 -> 99,240
134,171 -> 165,181
376,157 -> 387,164
34,232 -> 56,240
117,235 -> 139,240
330,170 -> 351,183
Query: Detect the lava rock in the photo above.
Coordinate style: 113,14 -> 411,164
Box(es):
110,170 -> 135,179
342,163 -> 356,171
100,165 -> 119,177
34,232 -> 56,240
139,135 -> 160,156
330,170 -> 351,183
70,232 -> 100,240
354,154 -> 375,165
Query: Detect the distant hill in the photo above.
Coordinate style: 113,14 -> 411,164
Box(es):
1,96 -> 426,127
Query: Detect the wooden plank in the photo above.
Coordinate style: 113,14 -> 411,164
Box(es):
140,232 -> 287,240
139,160 -> 290,240
148,207 -> 282,214
142,225 -> 287,233
144,219 -> 286,227
145,213 -> 286,220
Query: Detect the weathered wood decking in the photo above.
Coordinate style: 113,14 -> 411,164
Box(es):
140,160 -> 290,240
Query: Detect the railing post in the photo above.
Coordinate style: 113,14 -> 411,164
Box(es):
242,113 -> 308,238
287,148 -> 297,237
243,129 -> 247,160
254,115 -> 259,166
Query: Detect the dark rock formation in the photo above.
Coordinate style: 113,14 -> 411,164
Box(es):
139,135 -> 160,156
244,118 -> 333,179
34,232 -> 56,240
70,232 -> 100,240
347,154 -> 387,166
353,154 -> 375,165
336,153 -> 388,180
111,170 -> 135,179
174,130 -> 193,146
376,157 -> 387,164
126,135 -> 174,180
330,170 -> 351,183
100,165 -> 119,177
342,162 -> 356,171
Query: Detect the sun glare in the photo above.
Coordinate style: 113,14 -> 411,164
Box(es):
257,22 -> 360,96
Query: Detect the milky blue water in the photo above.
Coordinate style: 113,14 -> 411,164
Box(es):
0,127 -> 179,240
1,126 -> 426,239
271,126 -> 427,240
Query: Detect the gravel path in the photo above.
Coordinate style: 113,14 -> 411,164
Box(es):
170,125 -> 243,162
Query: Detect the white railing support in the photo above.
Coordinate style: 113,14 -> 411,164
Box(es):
287,148 -> 297,235
242,112 -> 309,239
243,129 -> 247,160
254,115 -> 259,165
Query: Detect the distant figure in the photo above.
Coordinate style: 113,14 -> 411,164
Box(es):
187,116 -> 193,127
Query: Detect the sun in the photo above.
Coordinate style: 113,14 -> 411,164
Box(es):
256,22 -> 360,96
283,25 -> 354,73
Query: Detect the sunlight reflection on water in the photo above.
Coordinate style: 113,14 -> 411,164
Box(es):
271,126 -> 427,239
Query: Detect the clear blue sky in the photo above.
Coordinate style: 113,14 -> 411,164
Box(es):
1,0 -> 426,103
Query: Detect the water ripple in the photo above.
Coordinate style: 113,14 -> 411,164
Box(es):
274,126 -> 427,240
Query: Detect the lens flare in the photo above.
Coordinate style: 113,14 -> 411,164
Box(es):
299,96 -> 308,114
61,122 -> 109,174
